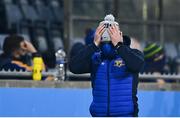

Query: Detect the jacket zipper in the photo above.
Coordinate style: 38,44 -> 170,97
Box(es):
107,61 -> 110,116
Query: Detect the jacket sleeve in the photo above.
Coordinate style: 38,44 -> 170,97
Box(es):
69,43 -> 99,74
116,45 -> 145,72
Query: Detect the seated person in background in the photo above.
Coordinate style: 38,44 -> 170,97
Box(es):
70,42 -> 85,60
0,35 -> 38,71
143,42 -> 170,89
70,28 -> 95,59
84,28 -> 96,45
143,42 -> 168,74
0,35 -> 53,80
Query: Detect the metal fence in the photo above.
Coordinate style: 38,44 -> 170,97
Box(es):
0,70 -> 179,81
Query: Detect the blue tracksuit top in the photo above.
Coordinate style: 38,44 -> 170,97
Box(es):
90,52 -> 134,116
69,42 -> 144,117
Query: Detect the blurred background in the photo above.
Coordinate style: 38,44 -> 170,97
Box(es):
0,0 -> 180,117
0,0 -> 179,69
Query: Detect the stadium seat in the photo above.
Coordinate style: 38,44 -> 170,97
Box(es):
32,0 -> 64,50
31,28 -> 48,53
32,0 -> 63,30
2,0 -> 23,32
19,26 -> 31,41
48,0 -> 64,47
52,29 -> 64,50
18,0 -> 39,23
33,0 -> 55,23
0,35 -> 7,52
16,0 -> 40,42
49,0 -> 64,23
17,0 -> 54,67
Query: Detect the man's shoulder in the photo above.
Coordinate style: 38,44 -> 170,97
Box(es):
0,55 -> 12,69
2,61 -> 26,71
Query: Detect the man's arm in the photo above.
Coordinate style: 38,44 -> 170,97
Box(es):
69,43 -> 99,74
108,24 -> 144,72
116,45 -> 145,72
69,24 -> 105,74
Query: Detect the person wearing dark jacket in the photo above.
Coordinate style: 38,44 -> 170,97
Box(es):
0,35 -> 54,80
69,24 -> 144,117
0,35 -> 38,71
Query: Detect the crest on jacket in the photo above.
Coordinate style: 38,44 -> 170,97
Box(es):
114,59 -> 125,67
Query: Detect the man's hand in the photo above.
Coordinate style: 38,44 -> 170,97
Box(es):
21,40 -> 37,53
108,24 -> 123,46
94,24 -> 106,46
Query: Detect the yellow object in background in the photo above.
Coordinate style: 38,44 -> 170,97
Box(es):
33,57 -> 43,81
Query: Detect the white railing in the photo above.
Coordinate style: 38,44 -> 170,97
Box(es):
0,70 -> 180,80
0,70 -> 56,77
67,71 -> 180,80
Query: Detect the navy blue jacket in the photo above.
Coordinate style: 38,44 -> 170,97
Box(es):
0,54 -> 32,71
69,42 -> 144,117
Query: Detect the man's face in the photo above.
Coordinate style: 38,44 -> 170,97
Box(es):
16,41 -> 27,56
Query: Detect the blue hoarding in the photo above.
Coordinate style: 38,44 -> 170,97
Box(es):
0,88 -> 180,117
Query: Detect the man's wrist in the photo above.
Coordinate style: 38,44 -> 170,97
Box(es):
94,41 -> 99,47
92,42 -> 100,51
115,41 -> 123,50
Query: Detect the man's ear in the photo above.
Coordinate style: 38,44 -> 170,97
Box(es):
123,35 -> 131,46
